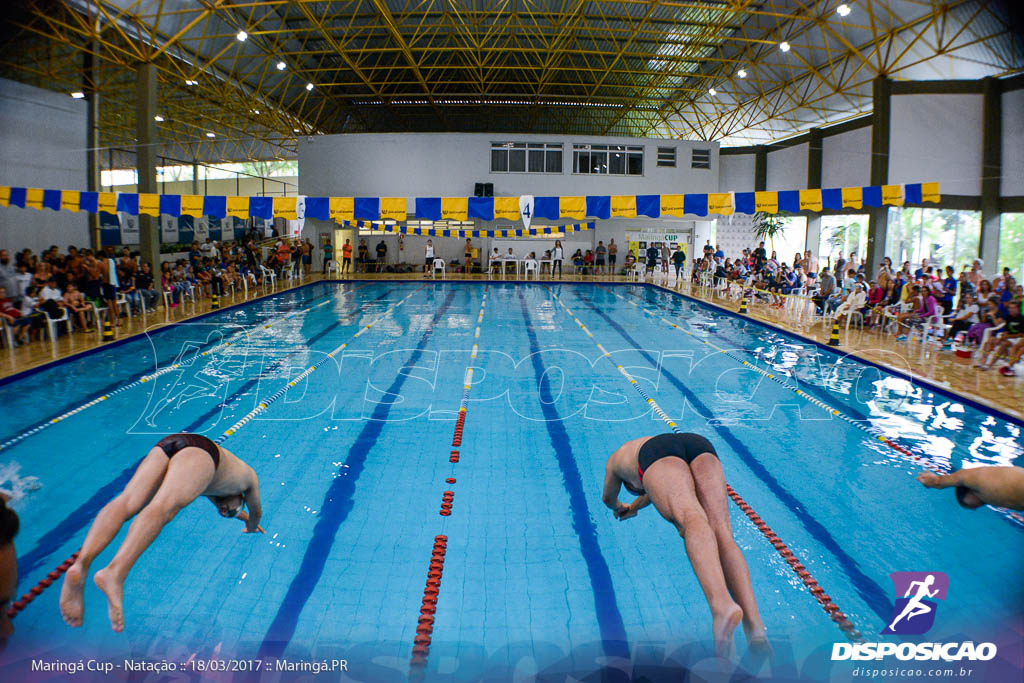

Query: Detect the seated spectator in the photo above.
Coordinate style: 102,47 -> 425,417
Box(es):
834,283 -> 867,326
977,300 -> 1024,371
812,268 -> 838,315
63,283 -> 92,331
134,262 -> 159,311
942,293 -> 980,344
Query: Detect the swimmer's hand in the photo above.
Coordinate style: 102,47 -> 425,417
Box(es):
614,502 -> 638,521
243,524 -> 265,534
916,471 -> 948,489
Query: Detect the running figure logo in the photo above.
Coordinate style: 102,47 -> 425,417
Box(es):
881,572 -> 949,635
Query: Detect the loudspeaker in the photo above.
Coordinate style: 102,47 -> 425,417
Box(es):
484,183 -> 493,197
474,183 -> 484,197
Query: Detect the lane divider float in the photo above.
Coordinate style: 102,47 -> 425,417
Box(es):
7,285 -> 422,620
547,287 -> 864,643
410,285 -> 488,677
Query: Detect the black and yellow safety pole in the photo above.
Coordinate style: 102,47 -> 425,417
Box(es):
828,319 -> 841,346
211,293 -> 220,310
102,318 -> 114,342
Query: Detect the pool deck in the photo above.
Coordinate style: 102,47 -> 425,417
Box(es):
2,271 -> 1021,422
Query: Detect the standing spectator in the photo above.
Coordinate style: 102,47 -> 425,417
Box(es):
645,244 -> 659,272
0,250 -> 15,296
357,239 -> 369,273
607,239 -> 618,273
301,239 -> 312,277
660,242 -> 671,274
671,245 -> 686,279
463,238 -> 474,274
424,239 -> 435,275
552,240 -> 564,279
340,239 -> 352,275
375,239 -> 388,272
322,237 -> 333,273
595,241 -> 607,275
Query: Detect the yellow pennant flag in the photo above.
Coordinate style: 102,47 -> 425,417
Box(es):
274,196 -> 297,220
798,189 -> 822,212
181,195 -> 204,217
660,194 -> 685,217
610,195 -> 637,218
60,190 -> 80,213
26,188 -> 44,210
754,191 -> 778,213
881,185 -> 903,207
708,193 -> 734,216
841,187 -> 862,209
138,193 -> 161,217
441,197 -> 468,221
494,197 -> 519,221
330,197 -> 353,222
226,196 -> 249,219
98,192 -> 117,214
560,196 -> 586,220
380,197 -> 407,222
921,182 -> 940,203
0,187 -> 9,207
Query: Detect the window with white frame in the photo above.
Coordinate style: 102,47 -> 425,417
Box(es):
573,144 -> 643,175
491,142 -> 562,173
656,146 -> 677,167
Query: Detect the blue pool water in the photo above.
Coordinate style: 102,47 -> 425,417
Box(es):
0,281 -> 1021,681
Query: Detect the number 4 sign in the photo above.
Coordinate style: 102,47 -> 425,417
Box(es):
519,195 -> 534,230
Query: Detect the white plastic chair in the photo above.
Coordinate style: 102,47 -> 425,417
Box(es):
259,265 -> 278,292
524,259 -> 539,280
326,260 -> 338,278
488,259 -> 503,279
115,292 -> 133,320
90,302 -> 108,336
44,306 -> 72,342
1,317 -> 15,350
431,258 -> 446,280
627,262 -> 644,283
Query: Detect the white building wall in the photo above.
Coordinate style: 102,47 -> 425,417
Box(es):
719,153 -> 755,192
821,126 -> 871,189
766,143 -> 808,191
889,93 -> 983,195
0,78 -> 89,254
1001,88 -> 1024,197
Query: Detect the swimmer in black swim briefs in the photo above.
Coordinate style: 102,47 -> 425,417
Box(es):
604,433 -> 768,657
60,434 -> 264,633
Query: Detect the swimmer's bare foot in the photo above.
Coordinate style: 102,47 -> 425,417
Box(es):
59,564 -> 86,627
744,623 -> 772,657
93,567 -> 125,633
713,603 -> 743,658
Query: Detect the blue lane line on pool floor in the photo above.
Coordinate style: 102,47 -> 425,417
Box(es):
0,286 -> 341,445
13,287 -> 393,581
570,289 -> 893,626
638,287 -> 878,424
258,288 -> 459,659
517,288 -> 630,658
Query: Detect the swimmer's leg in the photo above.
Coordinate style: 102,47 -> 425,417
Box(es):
61,447 -> 168,627
690,453 -> 769,654
94,448 -> 215,632
643,457 -> 742,658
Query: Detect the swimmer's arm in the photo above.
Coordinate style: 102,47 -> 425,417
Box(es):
629,495 -> 651,513
243,477 -> 263,533
602,466 -> 623,511
918,467 -> 1024,510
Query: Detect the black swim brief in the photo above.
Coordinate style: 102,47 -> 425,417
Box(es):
637,433 -> 718,481
155,433 -> 220,469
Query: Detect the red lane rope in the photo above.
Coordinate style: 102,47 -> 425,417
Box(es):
8,551 -> 79,619
410,284 -> 487,677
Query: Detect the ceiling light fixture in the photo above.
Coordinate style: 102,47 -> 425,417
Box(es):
254,109 -> 260,114
185,79 -> 198,86
206,132 -> 215,138
708,88 -> 717,96
306,82 -> 314,91
779,41 -> 791,52
276,61 -> 286,70
236,30 -> 248,42
293,128 -> 301,133
837,4 -> 851,17
70,91 -> 85,99
737,69 -> 747,78
154,115 -> 164,122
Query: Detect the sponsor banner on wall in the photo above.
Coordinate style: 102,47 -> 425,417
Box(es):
118,211 -> 140,245
193,215 -> 210,241
160,213 -> 179,243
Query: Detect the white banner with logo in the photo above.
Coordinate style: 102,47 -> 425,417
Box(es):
519,195 -> 534,230
118,212 -> 140,245
193,215 -> 210,242
160,214 -> 179,243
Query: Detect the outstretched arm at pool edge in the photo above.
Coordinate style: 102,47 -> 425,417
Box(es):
242,477 -> 263,533
917,466 -> 1024,511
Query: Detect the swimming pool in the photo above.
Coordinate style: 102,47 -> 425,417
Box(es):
1,281 -> 1021,681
